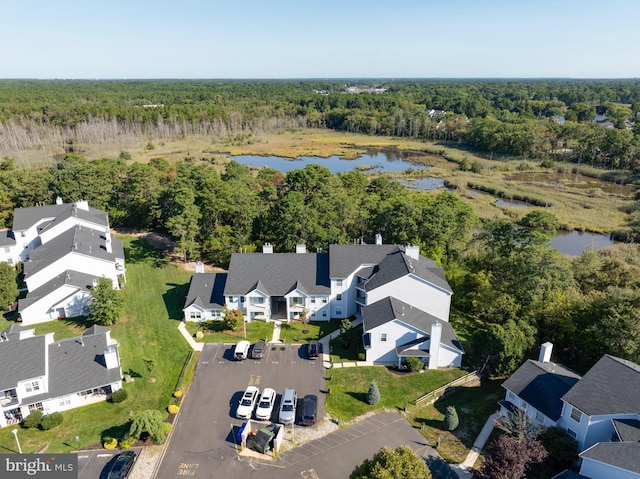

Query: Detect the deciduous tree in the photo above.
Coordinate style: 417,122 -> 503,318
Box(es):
350,445 -> 431,479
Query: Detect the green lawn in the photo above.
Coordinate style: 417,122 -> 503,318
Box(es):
328,324 -> 365,362
185,319 -> 274,343
279,319 -> 341,343
325,366 -> 467,424
406,378 -> 503,464
0,236 -> 193,453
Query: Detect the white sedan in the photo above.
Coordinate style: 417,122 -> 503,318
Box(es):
255,387 -> 276,421
236,386 -> 259,420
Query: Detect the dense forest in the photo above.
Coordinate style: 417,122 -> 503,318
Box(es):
1,79 -> 640,170
0,153 -> 638,376
1,79 -> 639,375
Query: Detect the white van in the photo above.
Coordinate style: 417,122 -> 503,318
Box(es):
234,340 -> 250,360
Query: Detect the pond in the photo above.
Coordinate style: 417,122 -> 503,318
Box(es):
230,150 -> 431,174
551,230 -> 616,256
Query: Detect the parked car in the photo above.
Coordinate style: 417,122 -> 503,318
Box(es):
255,387 -> 276,420
301,394 -> 318,426
236,386 -> 259,419
278,388 -> 297,424
307,340 -> 320,359
251,341 -> 265,359
106,450 -> 137,479
234,340 -> 250,360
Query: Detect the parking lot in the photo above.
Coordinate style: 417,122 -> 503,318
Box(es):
154,342 -> 326,479
154,342 -> 459,479
77,447 -> 143,479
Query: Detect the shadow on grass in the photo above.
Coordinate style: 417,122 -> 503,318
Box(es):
346,391 -> 367,403
162,283 -> 190,321
59,316 -> 95,329
329,324 -> 364,361
101,421 -> 132,442
124,238 -> 169,267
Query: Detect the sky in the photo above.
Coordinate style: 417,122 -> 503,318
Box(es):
1,0 -> 638,79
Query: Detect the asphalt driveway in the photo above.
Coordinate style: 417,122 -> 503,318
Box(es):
154,342 -> 458,479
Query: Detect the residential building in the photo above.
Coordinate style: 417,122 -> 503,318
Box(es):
500,343 -> 640,479
0,324 -> 123,428
183,237 -> 462,368
0,198 -> 125,325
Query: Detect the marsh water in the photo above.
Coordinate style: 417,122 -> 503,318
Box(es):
231,150 -> 431,174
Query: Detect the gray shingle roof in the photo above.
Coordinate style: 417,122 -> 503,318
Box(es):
45,330 -> 122,399
562,355 -> 640,416
364,249 -> 452,293
612,419 -> 640,442
12,203 -> 108,231
18,269 -> 96,310
580,442 -> 640,474
24,225 -> 123,279
502,360 -> 581,421
184,273 -> 227,309
329,244 -> 400,278
224,253 -> 330,296
0,334 -> 47,390
362,296 -> 463,353
0,229 -> 15,247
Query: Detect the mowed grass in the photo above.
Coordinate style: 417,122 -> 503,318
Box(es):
325,366 -> 466,424
406,378 -> 504,464
0,235 -> 193,453
185,319 -> 274,343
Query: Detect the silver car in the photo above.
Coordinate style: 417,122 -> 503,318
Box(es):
278,388 -> 297,424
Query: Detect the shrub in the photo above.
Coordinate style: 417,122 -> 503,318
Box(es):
164,423 -> 172,435
119,437 -> 136,449
443,405 -> 459,431
173,390 -> 183,398
110,388 -> 128,404
366,381 -> 381,406
405,357 -> 424,372
40,412 -> 64,430
22,410 -> 43,429
118,151 -> 132,161
104,438 -> 118,449
168,404 -> 180,415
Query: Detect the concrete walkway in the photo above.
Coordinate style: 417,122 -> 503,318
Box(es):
177,322 -> 203,351
271,320 -> 282,343
452,412 -> 500,478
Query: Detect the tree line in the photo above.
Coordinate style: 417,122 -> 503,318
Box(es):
1,79 -> 640,171
0,154 -> 638,375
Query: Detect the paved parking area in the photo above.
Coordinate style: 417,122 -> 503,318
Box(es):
154,342 -> 458,479
154,343 -> 326,479
77,447 -> 143,479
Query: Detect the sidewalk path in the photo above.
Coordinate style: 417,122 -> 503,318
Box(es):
271,320 -> 282,343
452,411 -> 500,477
177,322 -> 203,351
